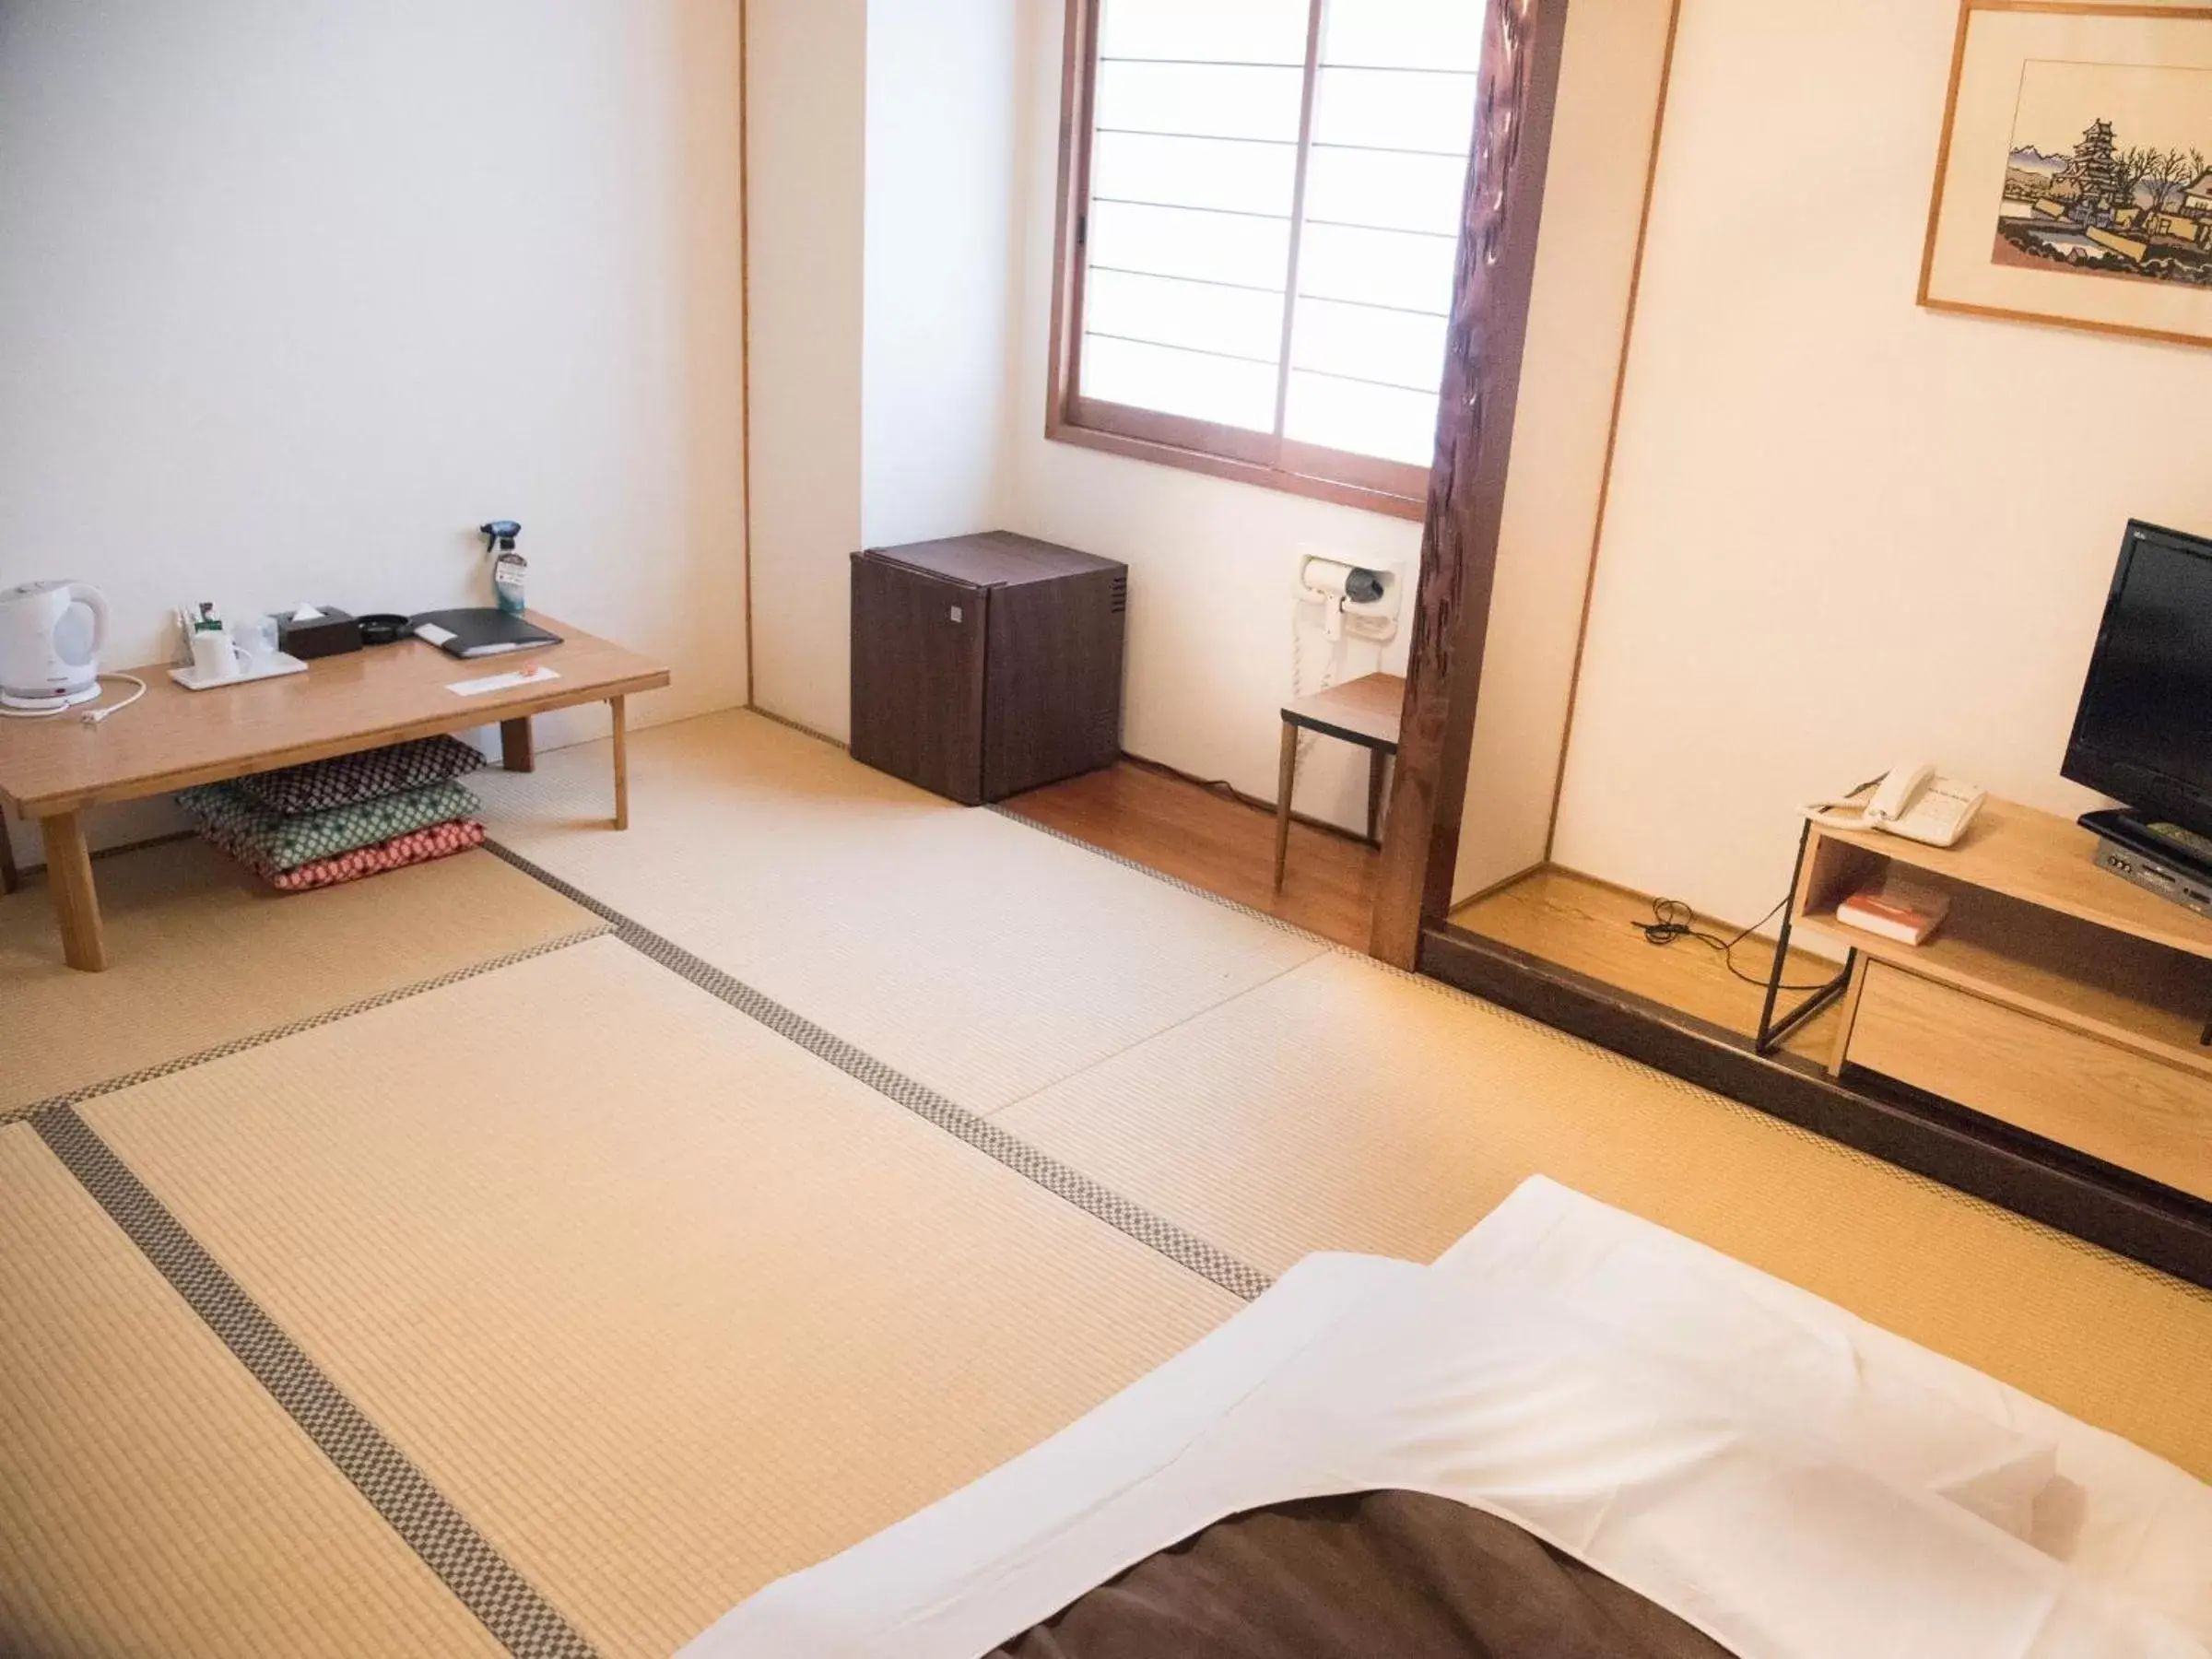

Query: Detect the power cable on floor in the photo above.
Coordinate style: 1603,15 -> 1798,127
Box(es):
1635,894 -> 1835,993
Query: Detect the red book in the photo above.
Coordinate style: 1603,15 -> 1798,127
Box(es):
1836,884 -> 1950,947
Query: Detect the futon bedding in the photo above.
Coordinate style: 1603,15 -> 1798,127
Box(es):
991,1489 -> 1733,1659
688,1180 -> 2212,1659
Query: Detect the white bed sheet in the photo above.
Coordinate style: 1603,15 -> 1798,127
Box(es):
1440,1177 -> 2212,1639
685,1179 -> 2212,1659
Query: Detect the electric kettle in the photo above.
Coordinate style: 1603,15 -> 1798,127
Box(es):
0,581 -> 110,712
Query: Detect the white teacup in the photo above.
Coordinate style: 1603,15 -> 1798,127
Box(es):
189,629 -> 248,684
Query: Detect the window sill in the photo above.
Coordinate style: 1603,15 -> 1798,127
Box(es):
1043,413 -> 1430,524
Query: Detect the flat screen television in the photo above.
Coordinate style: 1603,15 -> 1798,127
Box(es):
2063,520 -> 2212,849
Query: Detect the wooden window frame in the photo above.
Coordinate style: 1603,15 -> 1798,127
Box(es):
1044,0 -> 1435,523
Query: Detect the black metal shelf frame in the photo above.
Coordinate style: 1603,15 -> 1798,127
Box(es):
1754,818 -> 1858,1057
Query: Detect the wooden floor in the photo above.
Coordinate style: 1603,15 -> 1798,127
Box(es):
1452,867 -> 1843,1060
1002,762 -> 1379,952
1000,769 -> 1835,1050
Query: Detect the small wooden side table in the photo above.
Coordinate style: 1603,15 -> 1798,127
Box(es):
1274,672 -> 1405,890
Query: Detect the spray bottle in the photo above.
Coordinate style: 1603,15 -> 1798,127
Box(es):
481,521 -> 525,614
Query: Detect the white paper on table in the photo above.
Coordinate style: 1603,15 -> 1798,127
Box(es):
447,664 -> 560,698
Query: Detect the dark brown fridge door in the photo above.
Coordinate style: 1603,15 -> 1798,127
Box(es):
982,567 -> 1124,799
850,552 -> 988,804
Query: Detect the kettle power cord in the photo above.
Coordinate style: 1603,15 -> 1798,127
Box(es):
80,675 -> 148,724
0,673 -> 148,724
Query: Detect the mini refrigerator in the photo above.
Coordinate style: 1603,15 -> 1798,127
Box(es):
850,532 -> 1126,805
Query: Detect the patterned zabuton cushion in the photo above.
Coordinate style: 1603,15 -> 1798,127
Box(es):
268,819 -> 487,891
179,779 -> 482,875
234,735 -> 484,816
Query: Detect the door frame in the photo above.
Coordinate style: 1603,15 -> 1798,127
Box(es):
1370,0 -> 1574,967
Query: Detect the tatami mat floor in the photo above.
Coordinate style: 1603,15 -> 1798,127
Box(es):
472,713 -> 1325,1113
0,1124 -> 508,1659
7,705 -> 2212,1658
997,949 -> 2212,1471
0,838 -> 600,1117
78,936 -> 1235,1658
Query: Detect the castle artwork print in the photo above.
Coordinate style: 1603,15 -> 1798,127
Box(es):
1995,61 -> 2212,290
1922,5 -> 2212,348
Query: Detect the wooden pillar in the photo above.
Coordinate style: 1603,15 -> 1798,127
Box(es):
1370,0 -> 1572,969
0,805 -> 18,897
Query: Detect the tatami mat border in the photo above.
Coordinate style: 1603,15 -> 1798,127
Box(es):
31,1104 -> 599,1659
481,840 -> 1277,1303
0,925 -> 613,1129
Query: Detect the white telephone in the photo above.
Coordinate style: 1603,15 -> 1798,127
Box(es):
1805,762 -> 1986,849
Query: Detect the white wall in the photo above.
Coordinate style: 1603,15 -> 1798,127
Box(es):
0,0 -> 747,860
1004,0 -> 1419,834
746,0 -> 867,739
746,0 -> 1420,830
748,0 -> 1024,741
1450,0 -> 1676,903
861,0 -> 1023,552
1551,0 -> 2212,930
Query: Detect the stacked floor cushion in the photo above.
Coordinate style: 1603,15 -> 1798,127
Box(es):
232,736 -> 484,815
258,819 -> 487,892
179,735 -> 488,892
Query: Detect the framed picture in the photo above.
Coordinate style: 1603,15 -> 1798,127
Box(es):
1921,2 -> 2212,348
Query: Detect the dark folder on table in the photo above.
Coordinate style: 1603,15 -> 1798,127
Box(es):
409,608 -> 563,660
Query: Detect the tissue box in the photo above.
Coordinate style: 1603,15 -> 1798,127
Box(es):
275,606 -> 362,660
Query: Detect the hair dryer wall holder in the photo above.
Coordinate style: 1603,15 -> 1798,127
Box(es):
1298,556 -> 1400,644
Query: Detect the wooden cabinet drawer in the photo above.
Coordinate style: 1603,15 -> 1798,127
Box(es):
1849,963 -> 2212,1202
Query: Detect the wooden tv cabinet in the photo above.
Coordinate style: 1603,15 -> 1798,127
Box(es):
1795,799 -> 2212,1204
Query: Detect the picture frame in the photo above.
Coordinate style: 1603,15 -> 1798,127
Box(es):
1920,1 -> 2212,348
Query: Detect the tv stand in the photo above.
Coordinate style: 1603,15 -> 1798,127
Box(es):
1785,797 -> 2212,1206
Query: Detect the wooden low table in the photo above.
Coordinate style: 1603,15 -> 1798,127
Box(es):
1274,672 -> 1404,890
0,613 -> 668,971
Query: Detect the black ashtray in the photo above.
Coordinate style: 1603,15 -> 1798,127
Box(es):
358,613 -> 410,646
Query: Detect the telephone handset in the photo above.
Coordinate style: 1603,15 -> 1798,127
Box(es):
1805,762 -> 1986,849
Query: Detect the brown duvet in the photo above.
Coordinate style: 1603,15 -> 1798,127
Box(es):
989,1489 -> 1737,1659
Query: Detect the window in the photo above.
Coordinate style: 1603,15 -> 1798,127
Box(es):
1047,0 -> 1483,519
